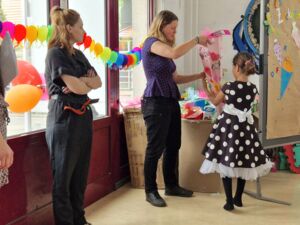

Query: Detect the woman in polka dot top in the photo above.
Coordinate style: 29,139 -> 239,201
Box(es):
200,52 -> 273,211
141,10 -> 209,207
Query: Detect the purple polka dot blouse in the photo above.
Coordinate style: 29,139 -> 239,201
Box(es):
142,37 -> 180,100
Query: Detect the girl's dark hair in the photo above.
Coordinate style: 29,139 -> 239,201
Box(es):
232,52 -> 256,75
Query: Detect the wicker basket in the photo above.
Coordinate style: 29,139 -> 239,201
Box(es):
123,107 -> 164,189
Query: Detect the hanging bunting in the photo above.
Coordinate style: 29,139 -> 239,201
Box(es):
0,20 -> 142,70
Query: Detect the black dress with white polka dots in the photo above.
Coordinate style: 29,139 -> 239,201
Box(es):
200,81 -> 273,180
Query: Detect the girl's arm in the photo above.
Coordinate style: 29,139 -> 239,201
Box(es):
202,79 -> 224,106
151,36 -> 209,59
0,134 -> 13,169
173,71 -> 205,84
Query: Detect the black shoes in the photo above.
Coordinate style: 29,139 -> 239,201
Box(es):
165,186 -> 193,197
146,186 -> 193,207
223,201 -> 234,211
233,197 -> 243,207
146,191 -> 167,207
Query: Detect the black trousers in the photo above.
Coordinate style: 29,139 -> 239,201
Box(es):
142,97 -> 181,193
46,99 -> 93,225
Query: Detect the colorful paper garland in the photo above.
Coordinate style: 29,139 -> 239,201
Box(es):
0,20 -> 142,70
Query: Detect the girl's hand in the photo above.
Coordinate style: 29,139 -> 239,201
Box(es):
62,86 -> 72,94
202,78 -> 209,91
202,79 -> 215,97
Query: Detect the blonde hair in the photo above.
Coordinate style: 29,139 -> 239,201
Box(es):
48,6 -> 80,54
148,10 -> 178,46
233,52 -> 256,75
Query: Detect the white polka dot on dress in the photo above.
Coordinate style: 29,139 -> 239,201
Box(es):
221,127 -> 226,133
234,125 -> 239,130
230,162 -> 235,167
237,98 -> 242,103
229,147 -> 234,153
230,90 -> 236,95
223,142 -> 228,147
245,154 -> 250,159
239,146 -> 244,151
246,95 -> 251,100
240,132 -> 245,137
255,156 -> 259,161
210,133 -> 214,138
218,150 -> 223,155
226,119 -> 231,124
260,150 -> 265,155
245,140 -> 251,145
228,133 -> 233,138
215,135 -> 220,141
238,161 -> 243,166
251,163 -> 256,168
238,84 -> 243,89
235,139 -> 240,145
225,156 -> 229,161
210,144 -> 215,149
255,142 -> 259,147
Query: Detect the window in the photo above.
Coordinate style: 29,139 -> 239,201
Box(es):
1,0 -> 49,136
119,0 -> 148,106
68,0 -> 107,117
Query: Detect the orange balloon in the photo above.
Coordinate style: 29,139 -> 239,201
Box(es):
26,25 -> 38,45
5,84 -> 42,113
94,43 -> 103,56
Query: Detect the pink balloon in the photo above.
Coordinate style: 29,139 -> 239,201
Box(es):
0,21 -> 15,39
39,73 -> 49,100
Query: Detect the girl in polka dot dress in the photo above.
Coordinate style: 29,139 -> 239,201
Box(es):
200,52 -> 273,211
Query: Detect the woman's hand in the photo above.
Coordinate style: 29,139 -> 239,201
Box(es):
86,69 -> 97,77
0,143 -> 14,169
197,72 -> 206,80
62,86 -> 72,94
198,35 -> 210,46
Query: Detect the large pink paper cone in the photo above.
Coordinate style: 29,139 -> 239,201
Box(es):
199,29 -> 230,93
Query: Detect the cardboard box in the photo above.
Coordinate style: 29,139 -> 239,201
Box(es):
179,119 -> 221,193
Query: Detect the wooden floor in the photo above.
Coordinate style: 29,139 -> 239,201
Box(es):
85,171 -> 300,225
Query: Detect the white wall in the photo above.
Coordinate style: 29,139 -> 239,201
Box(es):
131,0 -> 148,98
155,0 -> 260,90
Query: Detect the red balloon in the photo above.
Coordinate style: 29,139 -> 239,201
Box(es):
127,55 -> 134,66
76,33 -> 86,46
14,24 -> 27,43
84,35 -> 92,49
12,60 -> 42,86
